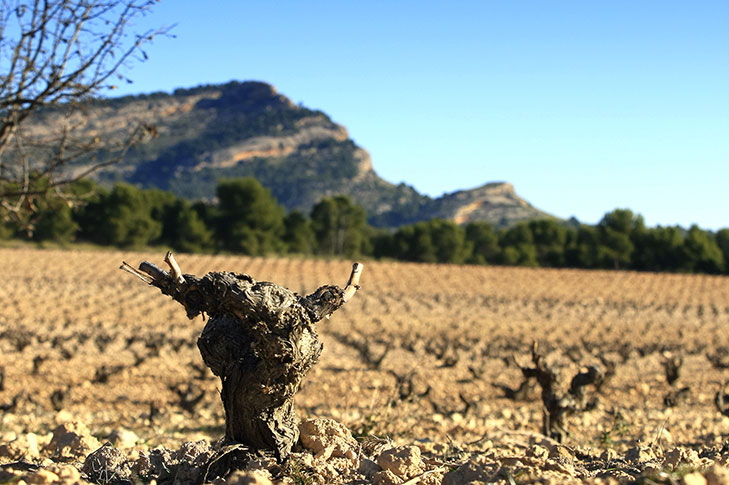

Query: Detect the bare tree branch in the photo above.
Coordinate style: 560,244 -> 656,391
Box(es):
0,0 -> 170,235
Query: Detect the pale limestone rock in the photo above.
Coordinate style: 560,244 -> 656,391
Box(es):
298,418 -> 358,461
376,446 -> 424,480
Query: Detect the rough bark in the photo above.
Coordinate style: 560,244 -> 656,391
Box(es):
121,253 -> 362,460
516,342 -> 605,442
715,381 -> 729,418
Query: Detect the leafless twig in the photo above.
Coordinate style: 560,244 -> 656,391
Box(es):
0,0 -> 170,235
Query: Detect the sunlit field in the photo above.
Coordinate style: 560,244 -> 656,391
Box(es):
3,247 -> 729,483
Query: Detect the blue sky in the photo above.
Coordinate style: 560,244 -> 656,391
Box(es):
110,1 -> 729,230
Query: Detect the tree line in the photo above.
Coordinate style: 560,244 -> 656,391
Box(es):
2,176 -> 727,275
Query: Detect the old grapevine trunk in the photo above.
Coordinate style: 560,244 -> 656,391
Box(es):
122,253 -> 362,460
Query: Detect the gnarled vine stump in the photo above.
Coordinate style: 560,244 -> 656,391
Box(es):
121,253 -> 362,460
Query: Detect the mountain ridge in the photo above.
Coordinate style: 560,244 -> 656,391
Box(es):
41,80 -> 553,227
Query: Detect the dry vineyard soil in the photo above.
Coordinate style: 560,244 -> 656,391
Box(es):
2,248 -> 729,484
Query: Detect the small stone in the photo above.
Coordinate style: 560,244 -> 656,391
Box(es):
46,464 -> 81,483
24,434 -> 39,457
226,469 -> 274,485
247,456 -> 279,473
372,469 -> 403,485
54,410 -> 74,424
601,448 -> 619,461
24,469 -> 59,485
706,464 -> 729,485
135,447 -> 175,481
174,462 -> 205,484
643,464 -> 662,476
376,446 -> 424,480
683,472 -> 708,485
108,428 -> 139,449
663,447 -> 701,470
499,456 -> 524,467
660,428 -> 673,444
0,467 -> 22,483
544,458 -> 576,476
442,454 -> 497,485
626,445 -> 657,464
299,418 -> 358,461
359,458 -> 382,478
133,453 -> 153,477
528,445 -> 549,461
0,433 -> 40,462
44,421 -> 101,460
174,440 -> 213,466
548,444 -> 574,461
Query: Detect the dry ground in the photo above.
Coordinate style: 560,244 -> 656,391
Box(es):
2,248 -> 729,484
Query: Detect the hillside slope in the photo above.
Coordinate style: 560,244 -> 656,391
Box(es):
38,80 -> 551,227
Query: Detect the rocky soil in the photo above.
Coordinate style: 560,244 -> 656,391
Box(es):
3,248 -> 729,484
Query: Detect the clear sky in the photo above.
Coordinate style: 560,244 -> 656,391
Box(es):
108,1 -> 729,230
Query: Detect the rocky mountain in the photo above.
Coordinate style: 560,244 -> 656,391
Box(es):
46,80 -> 552,227
422,182 -> 552,226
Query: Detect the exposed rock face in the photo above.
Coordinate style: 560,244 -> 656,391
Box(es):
27,80 -> 552,227
426,182 -> 552,227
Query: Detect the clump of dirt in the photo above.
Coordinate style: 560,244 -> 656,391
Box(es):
82,443 -> 132,483
133,439 -> 215,483
44,421 -> 101,461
